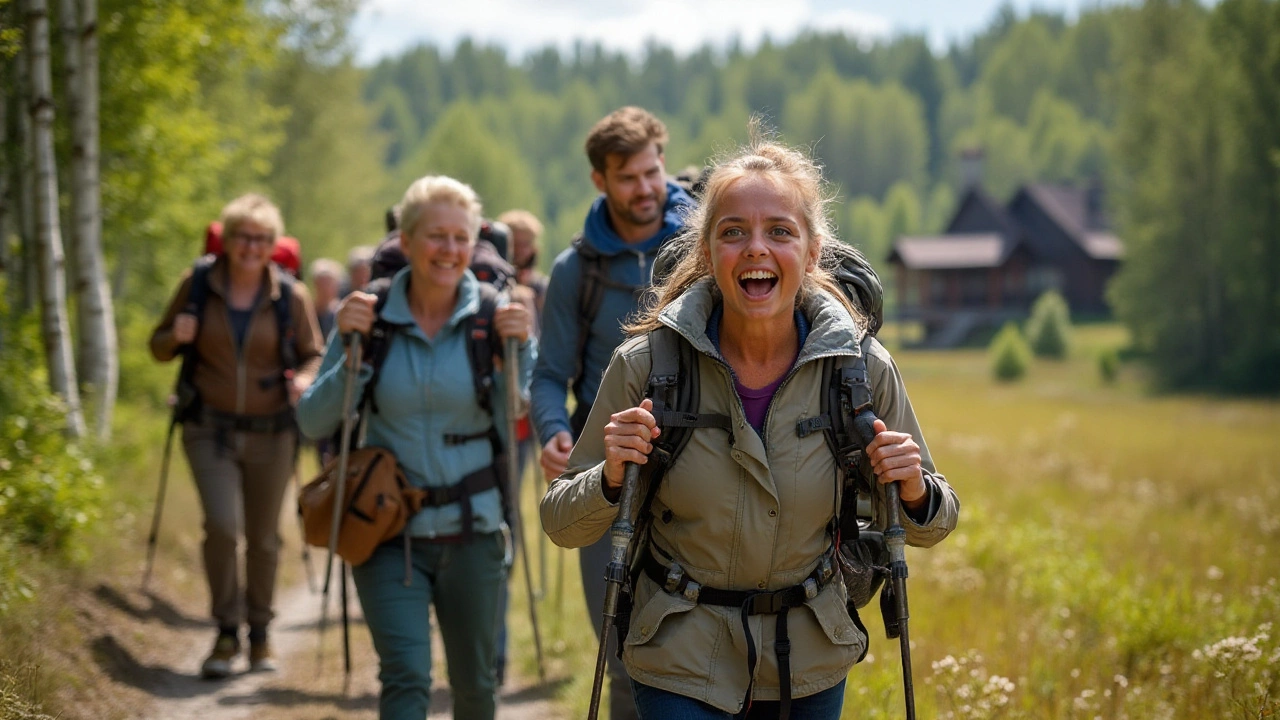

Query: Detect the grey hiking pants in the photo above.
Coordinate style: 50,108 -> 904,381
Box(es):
579,533 -> 640,720
182,419 -> 295,629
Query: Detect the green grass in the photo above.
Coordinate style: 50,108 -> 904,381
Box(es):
505,323 -> 1280,718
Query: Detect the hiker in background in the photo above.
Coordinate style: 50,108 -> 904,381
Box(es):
309,258 -> 345,341
541,133 -> 959,719
150,193 -> 323,679
299,175 -> 534,720
345,245 -> 375,296
530,106 -> 693,720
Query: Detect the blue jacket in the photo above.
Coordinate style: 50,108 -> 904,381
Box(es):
298,267 -> 536,538
530,181 -> 692,443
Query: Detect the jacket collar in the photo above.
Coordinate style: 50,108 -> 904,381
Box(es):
207,254 -> 284,304
379,266 -> 482,336
656,278 -> 865,365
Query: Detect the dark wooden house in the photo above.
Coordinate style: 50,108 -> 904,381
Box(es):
887,182 -> 1123,346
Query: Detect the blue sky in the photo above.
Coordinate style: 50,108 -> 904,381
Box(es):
350,0 -> 1115,65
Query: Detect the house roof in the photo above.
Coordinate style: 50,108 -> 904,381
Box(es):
888,233 -> 1012,269
947,186 -> 1020,238
1020,183 -> 1119,260
1081,232 -> 1123,260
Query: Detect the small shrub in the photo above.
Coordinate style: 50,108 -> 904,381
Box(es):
0,312 -> 104,555
990,322 -> 1031,382
1025,290 -> 1072,359
1098,348 -> 1119,384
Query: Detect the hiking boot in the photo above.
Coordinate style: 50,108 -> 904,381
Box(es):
200,635 -> 240,679
248,639 -> 278,673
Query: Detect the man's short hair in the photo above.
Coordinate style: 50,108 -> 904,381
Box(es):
585,106 -> 668,174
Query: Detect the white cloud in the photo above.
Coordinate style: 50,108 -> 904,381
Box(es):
352,0 -> 892,64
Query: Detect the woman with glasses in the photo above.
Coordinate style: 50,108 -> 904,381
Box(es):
151,193 -> 323,678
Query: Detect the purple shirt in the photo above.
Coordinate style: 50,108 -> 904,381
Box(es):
737,373 -> 787,434
707,305 -> 809,436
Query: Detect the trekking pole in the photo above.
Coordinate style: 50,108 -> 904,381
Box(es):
141,416 -> 178,592
293,460 -> 318,594
853,409 -> 916,720
318,333 -> 363,668
538,472 -> 548,599
587,462 -> 640,720
506,334 -> 546,682
340,560 -> 352,693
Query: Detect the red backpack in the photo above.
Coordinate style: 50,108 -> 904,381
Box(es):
204,221 -> 303,279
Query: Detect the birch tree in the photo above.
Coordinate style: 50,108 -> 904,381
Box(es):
24,0 -> 84,436
62,0 -> 114,437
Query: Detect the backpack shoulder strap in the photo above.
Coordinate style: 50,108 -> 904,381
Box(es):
273,270 -> 298,375
178,255 -> 217,378
571,233 -> 606,393
464,282 -> 503,417
358,277 -> 406,415
635,326 -> 733,529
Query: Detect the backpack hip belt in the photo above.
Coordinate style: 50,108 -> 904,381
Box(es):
403,465 -> 501,542
200,407 -> 296,434
639,544 -> 839,718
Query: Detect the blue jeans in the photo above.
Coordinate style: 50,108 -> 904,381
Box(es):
631,678 -> 846,720
352,533 -> 505,720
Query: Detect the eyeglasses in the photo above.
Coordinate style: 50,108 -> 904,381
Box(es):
231,231 -> 274,246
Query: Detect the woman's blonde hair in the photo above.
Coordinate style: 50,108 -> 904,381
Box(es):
398,175 -> 483,239
220,193 -> 284,241
627,121 -> 857,334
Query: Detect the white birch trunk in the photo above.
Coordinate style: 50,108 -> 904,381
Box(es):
64,0 -> 115,438
0,74 -> 10,318
25,0 -> 85,438
16,46 -> 38,312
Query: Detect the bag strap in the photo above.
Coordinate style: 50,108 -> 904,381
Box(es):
570,234 -> 649,396
273,270 -> 298,376
634,326 -> 733,542
794,343 -> 877,544
464,282 -> 503,417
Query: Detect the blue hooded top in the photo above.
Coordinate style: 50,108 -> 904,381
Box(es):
531,181 -> 693,443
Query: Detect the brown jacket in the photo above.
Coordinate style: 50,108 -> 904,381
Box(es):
541,281 -> 959,713
150,257 -> 323,417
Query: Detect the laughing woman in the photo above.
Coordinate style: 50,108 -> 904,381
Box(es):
541,134 -> 959,719
298,175 -> 533,720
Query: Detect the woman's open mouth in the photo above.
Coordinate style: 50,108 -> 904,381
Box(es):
737,269 -> 778,299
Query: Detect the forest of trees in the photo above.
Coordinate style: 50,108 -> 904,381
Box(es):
0,0 -> 1277,455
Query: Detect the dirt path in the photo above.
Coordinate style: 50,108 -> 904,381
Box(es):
78,571 -> 565,720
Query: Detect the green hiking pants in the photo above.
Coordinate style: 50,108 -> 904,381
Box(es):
353,532 -> 506,720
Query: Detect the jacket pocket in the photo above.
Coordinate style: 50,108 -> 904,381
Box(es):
805,580 -> 867,655
624,576 -> 698,647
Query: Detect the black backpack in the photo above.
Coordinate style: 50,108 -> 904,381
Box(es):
173,254 -> 298,423
565,233 -> 659,405
370,220 -> 516,290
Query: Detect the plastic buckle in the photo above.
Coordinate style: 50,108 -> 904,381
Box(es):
682,580 -> 701,603
803,578 -> 819,600
665,562 -> 684,594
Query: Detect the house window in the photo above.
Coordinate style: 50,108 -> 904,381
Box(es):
962,271 -> 987,305
931,273 -> 949,305
1028,266 -> 1065,297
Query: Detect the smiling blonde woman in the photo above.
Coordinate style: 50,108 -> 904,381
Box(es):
541,132 -> 960,719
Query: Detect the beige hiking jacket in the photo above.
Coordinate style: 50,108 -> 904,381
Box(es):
540,280 -> 960,713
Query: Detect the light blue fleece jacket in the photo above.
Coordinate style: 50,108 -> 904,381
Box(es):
297,267 -> 535,539
530,181 -> 692,443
